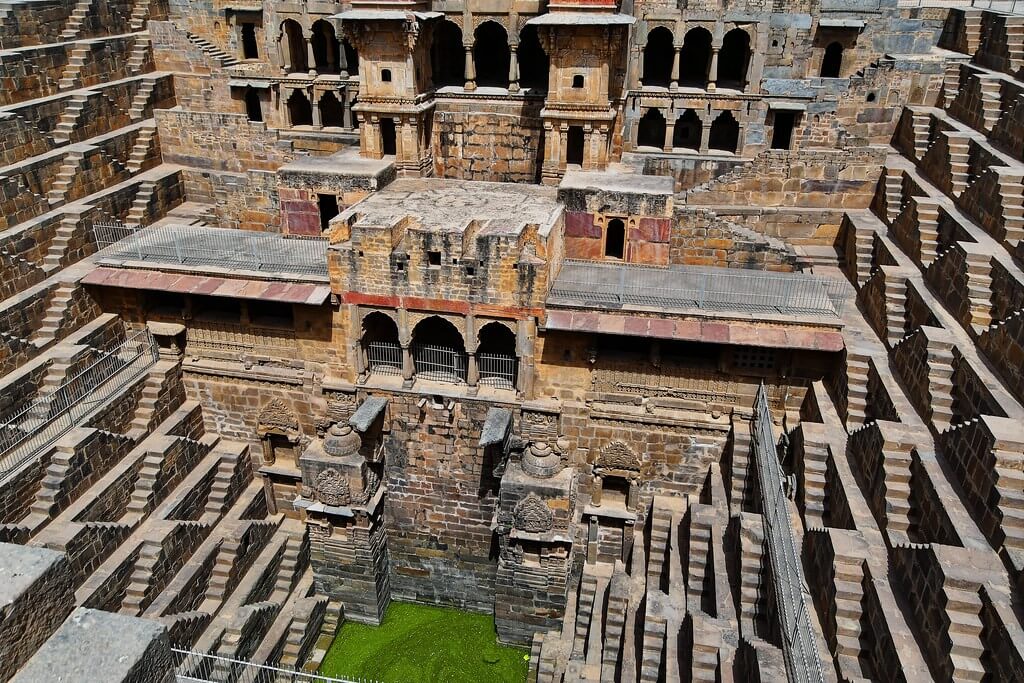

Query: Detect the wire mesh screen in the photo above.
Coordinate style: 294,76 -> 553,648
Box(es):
412,344 -> 467,384
478,352 -> 517,390
0,328 -> 159,476
750,385 -> 826,683
173,649 -> 382,683
366,341 -> 403,376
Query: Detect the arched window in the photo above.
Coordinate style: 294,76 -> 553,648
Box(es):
380,118 -> 396,155
477,322 -> 517,390
718,29 -> 750,90
604,219 -> 625,259
566,126 -> 584,166
474,22 -> 510,88
319,91 -> 343,128
680,28 -> 712,88
518,25 -> 548,91
281,20 -> 306,73
641,27 -> 674,88
709,111 -> 739,153
286,89 -> 312,126
244,87 -> 262,122
673,109 -> 700,150
412,316 -> 467,383
636,108 -> 666,149
311,20 -> 339,73
431,20 -> 464,88
362,312 -> 401,376
821,41 -> 843,78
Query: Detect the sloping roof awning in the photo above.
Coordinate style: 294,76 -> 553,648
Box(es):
526,12 -> 635,26
82,267 -> 331,305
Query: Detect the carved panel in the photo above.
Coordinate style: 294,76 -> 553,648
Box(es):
596,440 -> 641,471
315,468 -> 351,507
514,493 -> 553,532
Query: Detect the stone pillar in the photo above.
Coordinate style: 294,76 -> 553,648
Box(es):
339,40 -> 349,78
708,47 -> 720,91
700,121 -> 711,153
664,120 -> 675,152
327,37 -> 337,73
464,45 -> 476,90
670,46 -> 681,90
509,44 -> 520,92
517,318 -> 535,399
278,36 -> 288,74
401,344 -> 414,387
467,353 -> 479,392
306,37 -> 316,75
311,90 -> 323,129
591,474 -> 603,506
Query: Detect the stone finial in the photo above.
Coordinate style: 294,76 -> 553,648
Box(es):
522,441 -> 563,478
322,422 -> 362,458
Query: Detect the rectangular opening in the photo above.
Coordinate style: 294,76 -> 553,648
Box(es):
193,296 -> 241,323
241,23 -> 258,59
249,301 -> 294,328
601,475 -> 630,508
566,126 -> 585,166
145,291 -> 185,317
770,111 -> 798,150
318,193 -> 339,234
427,251 -> 441,267
380,117 -> 397,155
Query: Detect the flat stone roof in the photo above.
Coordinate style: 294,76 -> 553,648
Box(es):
0,543 -> 64,607
280,147 -> 394,178
559,170 -> 675,196
340,178 -> 562,237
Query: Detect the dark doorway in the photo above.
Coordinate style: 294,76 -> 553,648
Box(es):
431,20 -> 464,87
771,111 -> 798,150
566,126 -> 584,166
380,118 -> 397,155
287,90 -> 312,126
474,22 -> 510,88
282,20 -> 306,73
642,26 -> 674,88
680,28 -> 712,87
241,23 -> 258,59
319,91 -> 344,127
821,41 -> 843,78
518,25 -> 548,91
318,193 -> 339,233
244,87 -> 262,122
719,29 -> 750,89
605,218 -> 625,259
709,111 -> 739,153
637,108 -> 666,149
342,39 -> 359,75
673,109 -> 700,149
311,20 -> 340,74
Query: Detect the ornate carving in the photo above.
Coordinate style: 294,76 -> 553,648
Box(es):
318,394 -> 357,435
257,398 -> 299,436
521,410 -> 558,439
597,441 -> 641,471
513,493 -> 553,532
314,468 -> 351,507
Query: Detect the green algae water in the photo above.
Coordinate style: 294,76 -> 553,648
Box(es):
319,602 -> 529,683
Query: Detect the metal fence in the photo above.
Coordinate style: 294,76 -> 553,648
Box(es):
92,222 -> 329,277
173,648 -> 382,683
750,384 -> 825,683
548,259 -> 844,318
0,328 -> 160,476
365,341 -> 402,376
412,344 -> 467,384
478,352 -> 517,390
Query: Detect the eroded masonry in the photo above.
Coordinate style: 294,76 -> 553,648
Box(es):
1,0 -> 1024,681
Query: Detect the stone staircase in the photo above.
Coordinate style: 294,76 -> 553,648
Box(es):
58,44 -> 92,91
845,351 -> 870,428
127,36 -> 151,75
42,217 -> 81,272
31,284 -> 78,347
59,0 -> 93,41
46,150 -> 85,207
125,123 -> 156,173
52,94 -> 89,145
185,32 -> 239,68
831,558 -> 867,680
128,79 -> 155,121
129,0 -> 151,32
737,515 -> 767,635
943,583 -> 987,682
125,180 -> 156,224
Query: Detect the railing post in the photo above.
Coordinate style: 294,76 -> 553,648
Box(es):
698,272 -> 706,309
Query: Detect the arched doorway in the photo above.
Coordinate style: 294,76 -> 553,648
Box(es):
518,25 -> 548,91
604,218 -> 625,260
287,89 -> 312,126
673,109 -> 700,150
680,28 -> 712,87
821,41 -> 843,78
244,87 -> 262,122
319,91 -> 344,128
474,22 -> 510,88
477,322 -> 517,389
281,20 -> 306,73
412,316 -> 467,383
718,29 -> 750,90
342,39 -> 359,75
637,108 -> 666,149
431,20 -> 464,87
642,27 -> 674,88
362,312 -> 401,376
311,19 -> 339,74
709,111 -> 739,153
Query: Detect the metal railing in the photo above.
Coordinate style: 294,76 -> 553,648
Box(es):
412,343 -> 467,384
0,328 -> 160,476
478,352 -> 517,390
548,260 -> 844,318
750,384 -> 825,683
365,341 -> 402,376
93,222 -> 329,277
173,648 -> 382,683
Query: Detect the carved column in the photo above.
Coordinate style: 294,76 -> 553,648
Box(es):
670,46 -> 681,90
338,38 -> 349,77
464,45 -> 476,90
311,90 -> 323,129
707,47 -> 720,91
278,36 -> 288,74
399,308 -> 414,387
700,121 -> 711,153
509,43 -> 520,92
664,120 -> 674,152
307,37 -> 316,75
